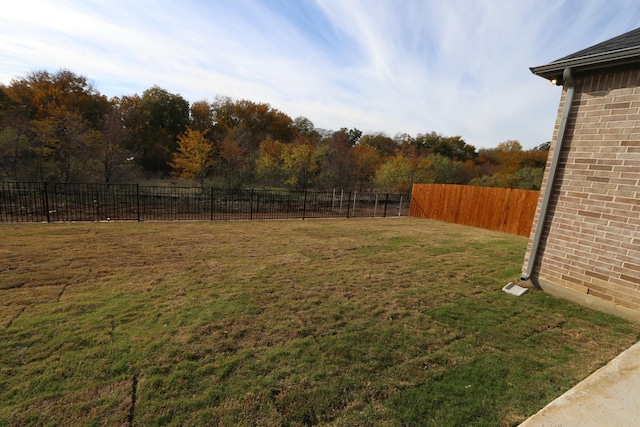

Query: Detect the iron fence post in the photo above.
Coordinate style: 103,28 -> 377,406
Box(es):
136,184 -> 140,222
95,191 -> 100,220
210,187 -> 214,221
43,181 -> 50,223
383,193 -> 389,217
303,189 -> 307,220
250,189 -> 254,220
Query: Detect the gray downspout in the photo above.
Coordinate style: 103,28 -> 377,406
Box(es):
521,67 -> 574,281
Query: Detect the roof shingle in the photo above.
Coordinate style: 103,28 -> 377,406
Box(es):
554,27 -> 640,62
530,27 -> 640,82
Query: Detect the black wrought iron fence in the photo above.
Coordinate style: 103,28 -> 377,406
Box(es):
0,182 -> 410,223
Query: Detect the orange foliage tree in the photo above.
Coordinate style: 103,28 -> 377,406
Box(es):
170,128 -> 214,187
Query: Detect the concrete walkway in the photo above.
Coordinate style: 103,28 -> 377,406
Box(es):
519,340 -> 640,426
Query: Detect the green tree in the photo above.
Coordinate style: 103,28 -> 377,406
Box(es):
97,102 -> 136,184
374,156 -> 427,193
0,87 -> 31,180
469,174 -> 504,188
534,141 -> 551,151
0,127 -> 30,181
314,129 -> 356,190
112,95 -> 144,155
514,167 -> 545,190
170,128 -> 215,187
293,116 -> 320,142
344,127 -> 362,145
420,154 -> 466,184
496,140 -> 523,152
138,86 -> 190,172
409,132 -> 477,161
190,100 -> 214,133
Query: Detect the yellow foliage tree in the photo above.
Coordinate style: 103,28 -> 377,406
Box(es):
170,128 -> 214,187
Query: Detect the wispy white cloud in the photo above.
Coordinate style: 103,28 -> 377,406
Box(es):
2,0 -> 640,148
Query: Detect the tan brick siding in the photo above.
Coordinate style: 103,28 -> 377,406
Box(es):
524,68 -> 640,311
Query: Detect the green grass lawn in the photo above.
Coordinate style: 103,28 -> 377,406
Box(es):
1,218 -> 639,426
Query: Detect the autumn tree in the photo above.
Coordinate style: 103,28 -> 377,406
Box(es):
255,137 -> 286,187
256,137 -> 320,190
217,137 -> 248,189
31,110 -> 100,182
4,70 -> 110,125
208,97 -> 295,185
2,69 -> 555,189
360,133 -> 397,157
352,144 -> 383,191
470,140 -> 548,189
281,142 -> 317,190
211,97 -> 295,152
2,70 -> 111,181
170,128 -> 215,187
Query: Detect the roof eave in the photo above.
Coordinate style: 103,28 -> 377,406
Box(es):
530,45 -> 640,84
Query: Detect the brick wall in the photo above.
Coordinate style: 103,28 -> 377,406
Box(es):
524,68 -> 640,313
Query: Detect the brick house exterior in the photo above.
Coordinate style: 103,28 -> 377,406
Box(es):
523,28 -> 640,320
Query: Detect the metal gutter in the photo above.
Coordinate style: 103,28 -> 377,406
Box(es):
521,67 -> 574,281
530,46 -> 640,82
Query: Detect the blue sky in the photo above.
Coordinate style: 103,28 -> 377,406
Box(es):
2,0 -> 640,149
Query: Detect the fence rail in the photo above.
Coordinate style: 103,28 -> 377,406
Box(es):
409,184 -> 539,236
0,182 -> 410,223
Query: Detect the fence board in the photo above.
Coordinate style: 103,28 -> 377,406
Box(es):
409,184 -> 539,236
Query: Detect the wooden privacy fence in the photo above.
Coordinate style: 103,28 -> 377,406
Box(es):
409,184 -> 540,236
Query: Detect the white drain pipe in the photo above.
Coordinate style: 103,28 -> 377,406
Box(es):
521,67 -> 574,281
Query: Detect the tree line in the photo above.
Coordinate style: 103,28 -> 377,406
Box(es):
0,69 -> 549,191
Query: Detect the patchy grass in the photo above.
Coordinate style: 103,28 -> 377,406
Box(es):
1,218 -> 638,426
